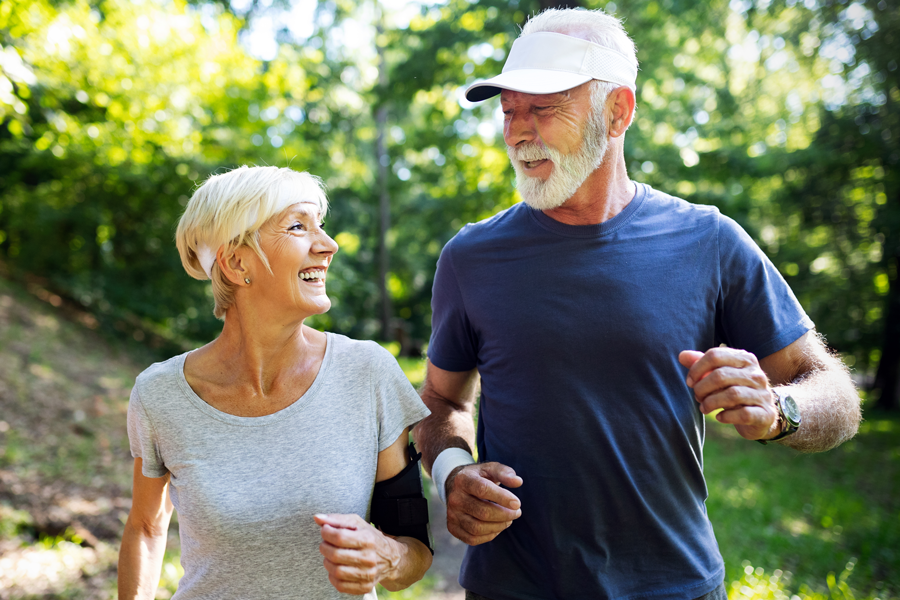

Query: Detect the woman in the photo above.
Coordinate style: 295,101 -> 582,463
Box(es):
118,166 -> 432,598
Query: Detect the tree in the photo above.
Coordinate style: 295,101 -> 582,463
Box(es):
0,0 -> 351,343
1,0 -> 897,394
796,0 -> 900,410
384,0 -> 899,391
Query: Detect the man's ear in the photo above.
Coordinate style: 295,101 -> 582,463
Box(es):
218,245 -> 251,286
607,86 -> 636,138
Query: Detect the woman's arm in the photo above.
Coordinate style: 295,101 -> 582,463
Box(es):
118,457 -> 174,599
315,428 -> 433,594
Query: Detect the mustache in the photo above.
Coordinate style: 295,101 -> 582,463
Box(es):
508,144 -> 553,162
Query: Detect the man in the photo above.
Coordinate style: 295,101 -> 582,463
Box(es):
413,7 -> 862,600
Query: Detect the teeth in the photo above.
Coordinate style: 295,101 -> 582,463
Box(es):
299,270 -> 325,281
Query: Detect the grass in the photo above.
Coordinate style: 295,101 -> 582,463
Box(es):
1,274 -> 898,599
705,411 -> 899,599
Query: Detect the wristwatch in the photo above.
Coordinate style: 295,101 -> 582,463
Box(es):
757,388 -> 801,445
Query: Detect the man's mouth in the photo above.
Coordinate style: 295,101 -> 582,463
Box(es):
299,269 -> 326,283
524,159 -> 548,169
511,144 -> 552,170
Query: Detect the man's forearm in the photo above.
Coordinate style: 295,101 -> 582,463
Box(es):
413,395 -> 477,475
413,363 -> 480,474
776,351 -> 861,453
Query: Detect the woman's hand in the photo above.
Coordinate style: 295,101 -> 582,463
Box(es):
314,513 -> 404,594
314,429 -> 433,594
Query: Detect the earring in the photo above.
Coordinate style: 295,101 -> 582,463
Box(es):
244,278 -> 251,285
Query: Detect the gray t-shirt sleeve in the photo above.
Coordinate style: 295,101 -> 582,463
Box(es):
127,384 -> 167,478
369,343 -> 431,451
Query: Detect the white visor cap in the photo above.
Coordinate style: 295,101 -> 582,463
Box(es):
465,32 -> 637,102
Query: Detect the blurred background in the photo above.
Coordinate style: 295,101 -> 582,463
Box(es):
0,0 -> 897,598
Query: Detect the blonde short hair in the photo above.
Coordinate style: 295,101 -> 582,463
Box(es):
175,166 -> 328,319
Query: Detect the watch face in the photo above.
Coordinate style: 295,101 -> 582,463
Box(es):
781,394 -> 801,425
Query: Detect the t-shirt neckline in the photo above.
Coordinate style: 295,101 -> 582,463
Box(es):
527,182 -> 647,238
175,331 -> 335,426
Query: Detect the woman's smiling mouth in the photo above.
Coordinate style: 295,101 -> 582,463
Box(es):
299,268 -> 326,282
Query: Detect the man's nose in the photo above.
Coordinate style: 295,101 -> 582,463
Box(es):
503,110 -> 537,148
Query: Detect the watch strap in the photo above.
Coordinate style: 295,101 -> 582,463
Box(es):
757,389 -> 800,445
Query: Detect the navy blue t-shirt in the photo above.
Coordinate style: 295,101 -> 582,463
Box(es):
428,184 -> 813,600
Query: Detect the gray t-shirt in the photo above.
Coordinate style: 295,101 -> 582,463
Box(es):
127,333 -> 431,599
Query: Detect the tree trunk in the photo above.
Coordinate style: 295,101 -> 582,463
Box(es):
873,246 -> 900,411
375,13 -> 393,343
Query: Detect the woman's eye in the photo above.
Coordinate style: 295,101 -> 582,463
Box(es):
289,223 -> 305,231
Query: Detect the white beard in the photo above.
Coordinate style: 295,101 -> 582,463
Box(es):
508,105 -> 609,211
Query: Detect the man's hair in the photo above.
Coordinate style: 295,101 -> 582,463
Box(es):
175,166 -> 328,319
521,8 -> 638,118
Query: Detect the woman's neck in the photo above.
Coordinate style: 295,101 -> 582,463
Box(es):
198,305 -> 326,398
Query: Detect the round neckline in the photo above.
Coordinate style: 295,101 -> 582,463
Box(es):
175,331 -> 335,426
528,182 -> 647,238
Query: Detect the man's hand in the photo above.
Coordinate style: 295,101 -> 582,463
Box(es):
315,513 -> 402,595
678,348 -> 779,441
446,461 -> 523,546
414,362 -> 524,545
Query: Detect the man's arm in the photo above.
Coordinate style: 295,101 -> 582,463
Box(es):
414,361 -> 479,472
412,360 -> 523,545
679,330 -> 862,452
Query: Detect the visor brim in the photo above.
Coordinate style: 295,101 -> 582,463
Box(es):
464,70 -> 593,102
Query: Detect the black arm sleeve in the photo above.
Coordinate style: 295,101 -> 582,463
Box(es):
370,443 -> 434,554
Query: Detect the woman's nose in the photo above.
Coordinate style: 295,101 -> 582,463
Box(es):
316,230 -> 339,256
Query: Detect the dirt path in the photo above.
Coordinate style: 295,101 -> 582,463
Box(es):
0,277 -> 141,598
425,481 -> 467,598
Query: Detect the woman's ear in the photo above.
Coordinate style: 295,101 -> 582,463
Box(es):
218,246 -> 251,286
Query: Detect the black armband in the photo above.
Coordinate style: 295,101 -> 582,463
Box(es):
370,443 -> 434,554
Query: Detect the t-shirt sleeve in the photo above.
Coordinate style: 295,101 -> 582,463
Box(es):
127,384 -> 168,478
716,214 -> 815,358
427,239 -> 479,372
369,345 -> 432,452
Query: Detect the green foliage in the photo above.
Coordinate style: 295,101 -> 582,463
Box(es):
726,559 -> 883,600
377,574 -> 441,599
158,546 -> 185,596
1,0 -> 898,389
0,502 -> 34,540
397,356 -> 427,388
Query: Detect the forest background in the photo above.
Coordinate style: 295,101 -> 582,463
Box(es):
0,0 -> 899,597
1,0 -> 899,409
